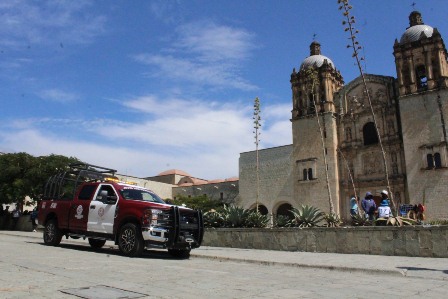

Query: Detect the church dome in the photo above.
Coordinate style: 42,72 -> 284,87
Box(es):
400,24 -> 434,44
400,11 -> 434,44
299,41 -> 335,71
300,55 -> 334,70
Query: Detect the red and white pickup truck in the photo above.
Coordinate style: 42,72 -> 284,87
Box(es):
37,163 -> 203,258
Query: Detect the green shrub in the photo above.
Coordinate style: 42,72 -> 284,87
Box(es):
221,205 -> 250,228
351,214 -> 372,226
427,219 -> 448,226
203,210 -> 225,228
274,214 -> 294,227
169,195 -> 223,212
375,216 -> 416,226
290,205 -> 324,228
323,212 -> 342,227
245,211 -> 269,228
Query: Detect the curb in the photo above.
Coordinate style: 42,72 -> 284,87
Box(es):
190,253 -> 406,278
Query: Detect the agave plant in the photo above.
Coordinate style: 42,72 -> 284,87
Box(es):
245,211 -> 270,228
351,213 -> 372,226
323,212 -> 342,227
221,205 -> 250,228
274,215 -> 294,227
375,216 -> 416,226
203,210 -> 224,228
290,205 -> 324,228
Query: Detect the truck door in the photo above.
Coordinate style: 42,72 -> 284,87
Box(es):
87,184 -> 118,234
69,184 -> 97,232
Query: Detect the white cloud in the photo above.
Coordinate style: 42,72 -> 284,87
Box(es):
0,0 -> 106,49
0,96 -> 292,179
38,89 -> 78,103
96,95 -> 254,149
176,21 -> 255,62
134,21 -> 258,91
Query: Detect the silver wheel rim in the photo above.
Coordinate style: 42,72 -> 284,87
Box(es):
120,228 -> 135,253
45,223 -> 55,242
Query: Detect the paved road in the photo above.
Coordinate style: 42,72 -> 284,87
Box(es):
0,231 -> 447,298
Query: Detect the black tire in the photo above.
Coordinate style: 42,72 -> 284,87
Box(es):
118,223 -> 144,257
88,238 -> 106,249
43,219 -> 62,246
168,248 -> 191,259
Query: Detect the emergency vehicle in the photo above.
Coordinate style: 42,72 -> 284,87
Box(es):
37,163 -> 204,258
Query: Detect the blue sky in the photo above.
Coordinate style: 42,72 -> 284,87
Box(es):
1,0 -> 447,180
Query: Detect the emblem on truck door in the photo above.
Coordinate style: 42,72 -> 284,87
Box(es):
75,205 -> 84,219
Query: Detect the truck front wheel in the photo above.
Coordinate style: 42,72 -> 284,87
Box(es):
43,219 -> 62,246
118,223 -> 144,257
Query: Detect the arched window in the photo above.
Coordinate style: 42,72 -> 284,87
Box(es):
308,168 -> 313,180
434,153 -> 442,168
257,205 -> 269,215
303,169 -> 308,181
363,122 -> 379,145
276,203 -> 294,220
427,154 -> 434,169
416,65 -> 428,90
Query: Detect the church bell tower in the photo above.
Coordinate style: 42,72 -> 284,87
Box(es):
394,11 -> 448,219
393,11 -> 448,95
290,42 -> 344,213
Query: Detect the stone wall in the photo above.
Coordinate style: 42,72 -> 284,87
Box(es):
238,145 -> 294,212
116,174 -> 175,199
203,226 -> 448,258
399,88 -> 448,219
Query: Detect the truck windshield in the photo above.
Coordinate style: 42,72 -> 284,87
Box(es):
120,188 -> 166,204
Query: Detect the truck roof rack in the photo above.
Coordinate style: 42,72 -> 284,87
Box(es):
43,163 -> 118,200
69,163 -> 117,180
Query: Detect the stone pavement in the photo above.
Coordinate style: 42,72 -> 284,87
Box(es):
1,230 -> 447,281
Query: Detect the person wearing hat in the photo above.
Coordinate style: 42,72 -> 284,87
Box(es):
378,199 -> 392,218
380,190 -> 390,206
349,196 -> 358,216
361,192 -> 376,220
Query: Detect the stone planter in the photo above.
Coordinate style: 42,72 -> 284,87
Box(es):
202,226 -> 448,257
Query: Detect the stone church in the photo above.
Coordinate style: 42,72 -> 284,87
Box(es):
238,11 -> 448,220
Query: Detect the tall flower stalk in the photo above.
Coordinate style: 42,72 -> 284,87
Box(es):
253,97 -> 261,213
338,0 -> 396,213
337,148 -> 360,215
306,68 -> 335,214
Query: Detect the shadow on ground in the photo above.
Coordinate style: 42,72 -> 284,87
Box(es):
26,239 -> 188,260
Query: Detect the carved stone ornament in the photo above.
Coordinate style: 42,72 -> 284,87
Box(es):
362,152 -> 383,175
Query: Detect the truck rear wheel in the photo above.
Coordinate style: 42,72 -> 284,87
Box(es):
43,219 -> 62,246
118,223 -> 144,257
88,238 -> 106,249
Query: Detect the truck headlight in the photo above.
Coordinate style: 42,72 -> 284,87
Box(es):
143,209 -> 163,226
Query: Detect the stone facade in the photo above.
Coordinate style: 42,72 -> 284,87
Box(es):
238,145 -> 293,213
237,11 -> 448,220
335,75 -> 407,218
172,180 -> 239,204
116,174 -> 175,200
